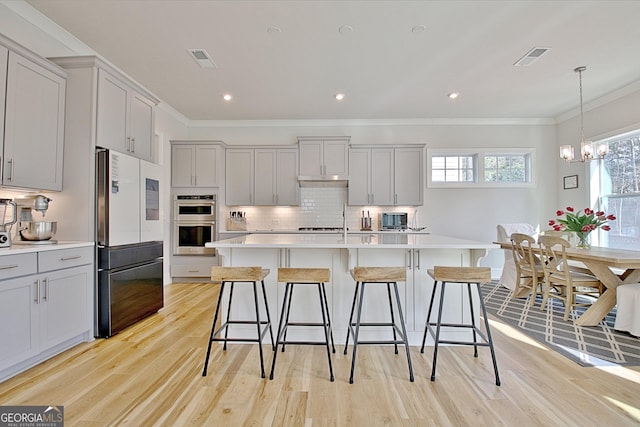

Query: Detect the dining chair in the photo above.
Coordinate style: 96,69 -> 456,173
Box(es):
538,235 -> 603,321
510,233 -> 545,306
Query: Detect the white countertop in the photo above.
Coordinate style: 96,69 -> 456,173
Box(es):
0,241 -> 94,255
206,233 -> 495,250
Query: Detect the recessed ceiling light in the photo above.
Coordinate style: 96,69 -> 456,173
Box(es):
411,25 -> 426,33
267,26 -> 281,35
447,92 -> 459,99
338,25 -> 353,35
223,94 -> 232,101
335,93 -> 345,101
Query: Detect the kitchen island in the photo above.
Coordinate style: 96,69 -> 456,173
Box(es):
206,233 -> 496,345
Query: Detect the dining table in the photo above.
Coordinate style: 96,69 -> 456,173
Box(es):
495,241 -> 640,326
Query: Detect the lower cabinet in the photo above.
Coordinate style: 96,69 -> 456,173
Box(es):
0,245 -> 94,382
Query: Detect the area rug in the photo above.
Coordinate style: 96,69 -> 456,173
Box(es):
481,282 -> 640,367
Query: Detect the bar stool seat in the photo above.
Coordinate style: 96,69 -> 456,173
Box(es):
269,268 -> 335,381
420,266 -> 500,386
344,266 -> 414,384
202,266 -> 275,378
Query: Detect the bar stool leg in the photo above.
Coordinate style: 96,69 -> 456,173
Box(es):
260,279 -> 275,351
317,282 -> 335,381
202,281 -> 226,376
251,280 -> 266,378
391,281 -> 414,382
348,281 -> 366,384
281,282 -> 295,352
431,281 -> 447,381
269,281 -> 292,380
467,282 -> 479,357
477,282 -> 501,386
421,278 -> 439,353
343,280 -> 360,353
321,283 -> 336,352
386,282 -> 399,354
223,281 -> 235,350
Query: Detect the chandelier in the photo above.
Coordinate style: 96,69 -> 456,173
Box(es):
559,66 -> 609,162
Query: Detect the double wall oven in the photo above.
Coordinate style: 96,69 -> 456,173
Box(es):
173,194 -> 217,255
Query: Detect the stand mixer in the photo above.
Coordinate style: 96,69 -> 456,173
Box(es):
14,195 -> 57,244
0,199 -> 17,248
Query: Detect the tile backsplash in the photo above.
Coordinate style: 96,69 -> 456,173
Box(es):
225,187 -> 416,231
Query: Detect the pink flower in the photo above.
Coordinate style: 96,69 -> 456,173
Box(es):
602,225 -> 611,231
566,206 -> 574,212
548,220 -> 556,226
556,210 -> 564,216
584,207 -> 593,215
596,211 -> 605,216
553,225 -> 563,231
607,214 -> 616,220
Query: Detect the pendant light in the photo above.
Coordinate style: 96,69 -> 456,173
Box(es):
560,66 -> 609,162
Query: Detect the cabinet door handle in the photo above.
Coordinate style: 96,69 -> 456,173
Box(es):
407,250 -> 412,269
0,264 -> 19,270
415,250 -> 421,270
394,194 -> 398,205
126,137 -> 131,152
8,158 -> 14,182
34,280 -> 40,304
61,255 -> 82,261
131,137 -> 136,153
43,277 -> 49,301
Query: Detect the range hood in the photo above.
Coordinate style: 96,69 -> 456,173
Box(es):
297,175 -> 349,187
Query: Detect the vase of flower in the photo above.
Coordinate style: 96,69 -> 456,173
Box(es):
548,206 -> 616,249
574,231 -> 591,249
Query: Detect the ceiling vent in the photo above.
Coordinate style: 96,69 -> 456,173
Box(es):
514,47 -> 550,67
187,49 -> 217,68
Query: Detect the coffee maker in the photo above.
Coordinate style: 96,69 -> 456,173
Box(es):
0,199 -> 17,248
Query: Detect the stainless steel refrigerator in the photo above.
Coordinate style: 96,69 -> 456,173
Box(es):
96,148 -> 163,338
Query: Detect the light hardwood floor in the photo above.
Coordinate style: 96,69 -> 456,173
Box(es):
1,282 -> 640,426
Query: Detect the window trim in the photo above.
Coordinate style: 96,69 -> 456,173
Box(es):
427,148 -> 536,188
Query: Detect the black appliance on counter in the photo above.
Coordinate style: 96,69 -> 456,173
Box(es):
96,148 -> 164,338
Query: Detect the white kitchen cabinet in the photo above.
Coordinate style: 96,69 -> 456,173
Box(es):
97,69 -> 156,162
226,148 -> 254,205
348,147 -> 394,205
394,147 -> 424,206
0,254 -> 39,375
348,145 -> 424,206
255,148 -> 299,205
171,142 -> 222,187
298,137 -> 349,179
0,245 -> 94,382
227,147 -> 299,206
2,45 -> 66,191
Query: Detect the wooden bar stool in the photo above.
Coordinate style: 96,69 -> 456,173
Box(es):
420,266 -> 500,386
344,266 -> 414,384
202,266 -> 275,378
269,268 -> 335,381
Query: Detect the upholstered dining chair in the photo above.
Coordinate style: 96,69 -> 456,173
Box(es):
510,233 -> 545,305
538,235 -> 603,321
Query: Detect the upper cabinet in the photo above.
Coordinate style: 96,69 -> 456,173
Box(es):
298,137 -> 349,180
97,69 -> 156,161
348,145 -> 424,206
226,147 -> 299,206
171,141 -> 223,188
349,147 -> 394,206
1,36 -> 66,191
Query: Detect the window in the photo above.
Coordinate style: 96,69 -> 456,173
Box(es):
484,154 -> 529,182
428,148 -> 535,187
591,130 -> 640,249
431,154 -> 476,183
